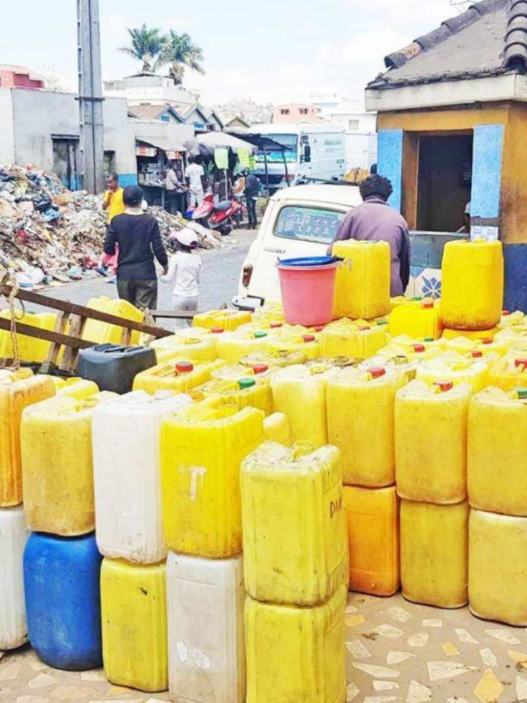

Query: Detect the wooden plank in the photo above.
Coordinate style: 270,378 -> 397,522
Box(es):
0,286 -> 172,338
0,317 -> 93,350
45,312 -> 70,367
60,315 -> 84,373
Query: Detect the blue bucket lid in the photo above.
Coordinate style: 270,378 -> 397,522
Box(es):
278,256 -> 340,267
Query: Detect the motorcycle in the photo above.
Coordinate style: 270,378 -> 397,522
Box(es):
191,193 -> 243,236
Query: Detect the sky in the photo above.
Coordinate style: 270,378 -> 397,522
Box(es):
0,0 -> 471,105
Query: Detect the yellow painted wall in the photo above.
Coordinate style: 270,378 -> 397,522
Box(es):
377,104 -> 527,244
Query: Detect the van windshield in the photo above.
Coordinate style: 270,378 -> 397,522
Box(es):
274,205 -> 346,244
257,134 -> 298,164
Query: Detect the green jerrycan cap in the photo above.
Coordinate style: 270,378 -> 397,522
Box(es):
238,378 -> 256,389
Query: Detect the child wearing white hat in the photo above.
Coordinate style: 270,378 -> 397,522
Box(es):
160,228 -> 202,326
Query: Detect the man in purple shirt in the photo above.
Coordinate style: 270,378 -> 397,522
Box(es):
330,175 -> 410,296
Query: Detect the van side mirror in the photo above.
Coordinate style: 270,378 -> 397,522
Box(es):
303,145 -> 311,163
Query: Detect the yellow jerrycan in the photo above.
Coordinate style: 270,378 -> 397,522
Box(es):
242,442 -> 347,606
101,558 -> 167,692
469,508 -> 527,626
468,387 -> 527,516
415,352 -> 489,393
395,380 -> 471,504
271,364 -> 336,448
241,349 -> 306,369
149,333 -> 217,362
488,354 -> 527,392
441,240 -> 504,330
0,372 -> 56,507
216,330 -> 273,363
266,326 -> 320,360
343,485 -> 399,596
53,377 -> 99,400
194,377 -> 273,415
327,366 -> 405,487
83,296 -> 144,345
263,412 -> 290,445
0,311 -> 57,362
401,500 -> 469,608
193,309 -> 252,331
245,584 -> 347,703
133,358 -> 225,395
21,392 -> 117,536
389,298 -> 442,340
161,400 -> 264,558
332,239 -> 391,320
319,318 -> 388,359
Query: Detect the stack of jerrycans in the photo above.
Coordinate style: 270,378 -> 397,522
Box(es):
327,366 -> 405,597
20,381 -> 112,670
468,387 -> 527,625
0,370 -> 55,654
160,397 -> 264,702
92,390 -> 192,693
395,379 -> 472,609
241,441 -> 348,702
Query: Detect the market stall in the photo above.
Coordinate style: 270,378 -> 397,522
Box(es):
136,138 -> 187,208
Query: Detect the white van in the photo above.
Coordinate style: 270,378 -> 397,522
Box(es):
235,184 -> 362,308
251,123 -> 347,191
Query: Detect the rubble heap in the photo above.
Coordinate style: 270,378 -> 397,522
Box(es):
0,165 -> 223,287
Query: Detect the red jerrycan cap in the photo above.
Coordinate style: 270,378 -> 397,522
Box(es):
303,334 -> 316,343
471,350 -> 483,358
211,327 -> 224,334
503,310 -> 511,316
480,337 -> 492,345
421,300 -> 434,309
516,387 -> 527,399
176,361 -> 194,374
435,381 -> 454,392
358,326 -> 370,332
369,366 -> 386,379
412,343 -> 426,353
252,363 -> 269,374
313,325 -> 325,332
270,322 -> 283,329
515,359 -> 527,369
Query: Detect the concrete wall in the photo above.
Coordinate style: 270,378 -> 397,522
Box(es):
376,103 -> 527,311
6,89 -> 136,184
0,90 -> 15,163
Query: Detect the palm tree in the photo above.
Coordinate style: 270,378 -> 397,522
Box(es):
156,30 -> 205,85
119,25 -> 165,73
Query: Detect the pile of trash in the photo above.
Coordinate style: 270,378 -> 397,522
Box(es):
0,165 -> 223,288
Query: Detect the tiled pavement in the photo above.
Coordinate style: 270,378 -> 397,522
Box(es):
2,592 -> 527,702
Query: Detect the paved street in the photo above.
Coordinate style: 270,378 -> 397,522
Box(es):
21,229 -> 258,331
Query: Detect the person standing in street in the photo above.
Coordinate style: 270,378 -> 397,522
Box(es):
244,170 -> 260,229
165,161 -> 186,215
329,174 -> 410,296
104,185 -> 168,310
161,228 -> 202,327
102,173 -> 125,223
185,156 -> 205,207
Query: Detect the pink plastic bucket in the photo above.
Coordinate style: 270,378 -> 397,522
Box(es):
277,260 -> 340,326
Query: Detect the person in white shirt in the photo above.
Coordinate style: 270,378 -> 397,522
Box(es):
184,156 -> 205,207
160,228 -> 202,326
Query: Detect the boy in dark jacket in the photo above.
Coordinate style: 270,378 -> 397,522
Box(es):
104,186 -> 168,310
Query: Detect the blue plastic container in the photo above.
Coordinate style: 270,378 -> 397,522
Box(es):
24,532 -> 103,671
77,343 -> 156,394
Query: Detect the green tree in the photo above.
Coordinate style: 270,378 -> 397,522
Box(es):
156,30 -> 205,85
119,24 -> 165,72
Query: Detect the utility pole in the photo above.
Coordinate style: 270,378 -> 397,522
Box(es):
77,0 -> 104,193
